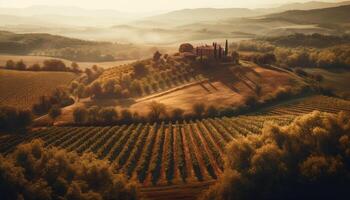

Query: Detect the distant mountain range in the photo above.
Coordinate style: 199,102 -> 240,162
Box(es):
142,1 -> 350,25
1,1 -> 350,27
267,0 -> 350,12
0,1 -> 350,44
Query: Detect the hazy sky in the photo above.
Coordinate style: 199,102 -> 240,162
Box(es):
0,0 -> 342,12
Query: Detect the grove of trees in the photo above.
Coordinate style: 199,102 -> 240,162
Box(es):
0,139 -> 139,200
201,111 -> 350,200
0,106 -> 32,132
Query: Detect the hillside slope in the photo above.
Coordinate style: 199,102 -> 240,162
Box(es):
264,5 -> 350,24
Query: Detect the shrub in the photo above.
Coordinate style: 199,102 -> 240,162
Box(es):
201,111 -> 350,200
48,105 -> 61,124
0,139 -> 139,200
148,101 -> 167,122
133,62 -> 148,76
5,60 -> 15,69
15,60 -> 26,70
153,51 -> 162,61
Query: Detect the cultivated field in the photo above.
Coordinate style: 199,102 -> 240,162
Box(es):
304,68 -> 350,99
0,54 -> 136,70
0,69 -> 77,110
1,95 -> 349,199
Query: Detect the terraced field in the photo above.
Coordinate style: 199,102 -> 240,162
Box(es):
1,95 -> 349,189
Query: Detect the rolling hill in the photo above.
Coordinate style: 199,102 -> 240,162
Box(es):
262,0 -> 350,12
264,5 -> 350,24
0,31 -> 158,61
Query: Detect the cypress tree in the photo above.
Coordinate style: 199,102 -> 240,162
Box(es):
200,49 -> 203,62
225,39 -> 228,56
214,43 -> 217,59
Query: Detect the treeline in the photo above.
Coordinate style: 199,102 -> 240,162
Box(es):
274,46 -> 350,68
32,88 -> 74,116
3,59 -> 81,73
201,111 -> 350,200
264,33 -> 350,48
237,33 -> 350,50
70,84 -> 311,125
237,39 -> 350,69
0,107 -> 32,132
234,33 -> 350,69
0,139 -> 139,200
34,47 -> 116,62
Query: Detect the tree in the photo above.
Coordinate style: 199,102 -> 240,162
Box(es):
73,107 -> 88,124
153,51 -> 162,61
192,103 -> 205,117
133,62 -> 148,76
120,109 -> 133,123
87,106 -> 100,124
5,60 -> 15,69
130,80 -> 143,96
15,60 -> 26,70
231,51 -> 240,64
114,84 -> 123,97
103,79 -> 116,96
179,43 -> 194,53
75,84 -> 85,101
48,105 -> 61,125
99,107 -> 118,124
89,82 -> 103,98
171,108 -> 184,120
214,43 -> 217,59
71,62 -> 80,73
206,105 -> 218,117
225,39 -> 229,56
28,63 -> 41,71
148,101 -> 167,121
